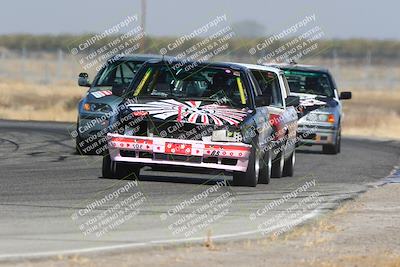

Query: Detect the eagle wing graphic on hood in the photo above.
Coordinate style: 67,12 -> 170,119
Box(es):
295,93 -> 327,107
127,99 -> 251,126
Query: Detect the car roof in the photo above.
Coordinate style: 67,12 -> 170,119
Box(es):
263,63 -> 330,73
108,53 -> 166,62
227,62 -> 283,74
142,59 -> 282,74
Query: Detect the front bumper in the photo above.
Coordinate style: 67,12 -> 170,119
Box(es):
107,133 -> 252,172
78,112 -> 111,139
297,123 -> 337,145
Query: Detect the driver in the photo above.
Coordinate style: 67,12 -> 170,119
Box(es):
204,72 -> 232,99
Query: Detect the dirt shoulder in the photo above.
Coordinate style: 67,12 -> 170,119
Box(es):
5,182 -> 400,267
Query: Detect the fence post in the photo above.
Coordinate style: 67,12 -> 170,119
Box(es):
21,47 -> 27,81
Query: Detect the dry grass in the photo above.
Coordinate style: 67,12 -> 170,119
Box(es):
305,254 -> 400,267
0,78 -> 399,140
342,89 -> 400,140
0,79 -> 84,122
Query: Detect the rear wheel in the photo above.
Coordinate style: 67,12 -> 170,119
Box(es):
271,149 -> 285,178
258,149 -> 271,184
283,149 -> 295,177
233,146 -> 259,187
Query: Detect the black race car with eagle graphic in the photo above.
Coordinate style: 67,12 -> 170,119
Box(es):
102,60 -> 298,187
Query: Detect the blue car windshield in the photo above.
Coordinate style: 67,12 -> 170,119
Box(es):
284,70 -> 334,98
91,61 -> 143,91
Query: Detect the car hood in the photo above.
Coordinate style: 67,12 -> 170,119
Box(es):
85,87 -> 122,106
125,98 -> 253,127
292,92 -> 338,113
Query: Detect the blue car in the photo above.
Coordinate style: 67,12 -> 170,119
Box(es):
76,54 -> 161,155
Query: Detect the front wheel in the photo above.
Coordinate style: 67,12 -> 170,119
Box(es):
271,149 -> 285,178
322,130 -> 341,155
102,154 -> 140,179
102,154 -> 113,178
75,133 -> 89,155
283,150 -> 295,177
258,150 -> 271,184
75,120 -> 88,155
233,146 -> 259,187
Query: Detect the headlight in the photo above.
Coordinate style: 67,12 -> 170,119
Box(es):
83,102 -> 112,112
307,113 -> 335,123
241,125 -> 257,143
211,129 -> 243,142
317,114 -> 328,121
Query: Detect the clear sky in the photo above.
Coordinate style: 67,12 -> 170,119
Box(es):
1,0 -> 398,39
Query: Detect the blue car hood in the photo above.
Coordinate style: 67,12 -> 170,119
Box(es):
85,87 -> 122,107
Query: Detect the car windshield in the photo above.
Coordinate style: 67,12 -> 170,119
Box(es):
284,70 -> 334,97
132,63 -> 249,108
91,60 -> 143,90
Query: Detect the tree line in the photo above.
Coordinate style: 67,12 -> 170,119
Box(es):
0,34 -> 399,61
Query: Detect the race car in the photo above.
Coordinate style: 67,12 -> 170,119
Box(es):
102,59 -> 299,186
266,63 -> 351,154
75,54 -> 163,155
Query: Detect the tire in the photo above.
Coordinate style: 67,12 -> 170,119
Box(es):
283,149 -> 295,177
96,138 -> 108,156
75,120 -> 108,156
76,134 -> 98,156
76,134 -> 108,156
102,154 -> 113,178
127,164 -> 141,180
322,144 -> 336,154
75,120 -> 86,155
233,145 -> 259,187
75,134 -> 88,155
271,149 -> 285,178
258,149 -> 271,184
102,154 -> 141,179
322,130 -> 341,155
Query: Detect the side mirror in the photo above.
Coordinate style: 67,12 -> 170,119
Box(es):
112,84 -> 128,97
286,95 -> 300,107
255,95 -> 271,107
339,91 -> 352,100
78,73 -> 91,87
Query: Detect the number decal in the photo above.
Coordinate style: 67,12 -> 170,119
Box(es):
132,144 -> 143,150
211,150 -> 220,156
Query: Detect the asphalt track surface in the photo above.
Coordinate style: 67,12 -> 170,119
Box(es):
0,120 -> 399,260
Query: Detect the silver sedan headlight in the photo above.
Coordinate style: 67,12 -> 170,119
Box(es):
306,113 -> 335,123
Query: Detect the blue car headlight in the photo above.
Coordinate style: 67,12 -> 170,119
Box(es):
82,102 -> 112,113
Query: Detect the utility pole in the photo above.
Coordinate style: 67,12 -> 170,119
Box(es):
140,0 -> 147,53
365,50 -> 372,89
